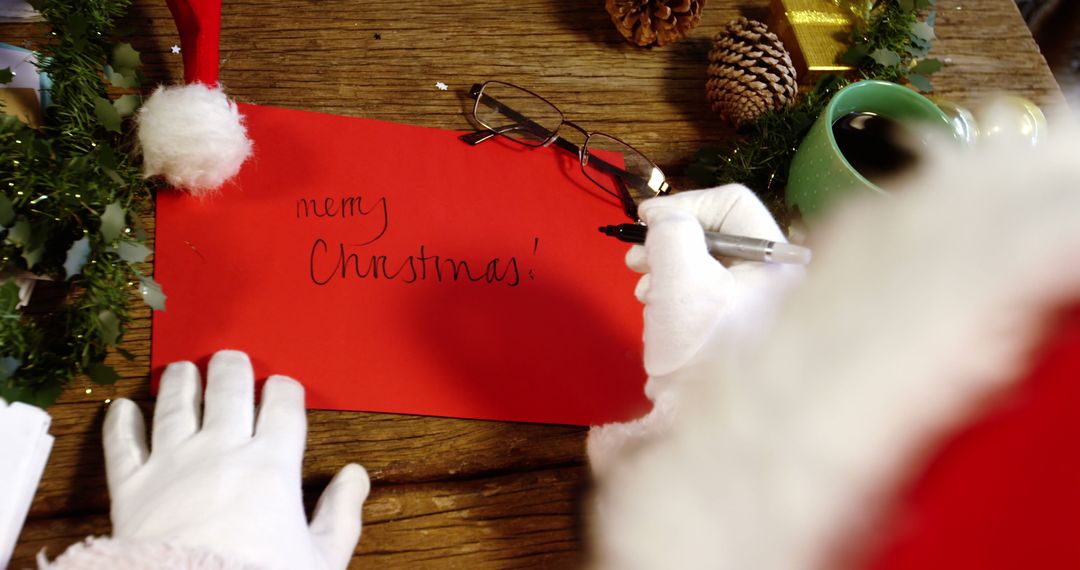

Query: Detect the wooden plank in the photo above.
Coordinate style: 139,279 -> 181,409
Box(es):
28,397 -> 586,518
16,466 -> 586,569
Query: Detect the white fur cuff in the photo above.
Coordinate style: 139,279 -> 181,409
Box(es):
39,536 -> 266,570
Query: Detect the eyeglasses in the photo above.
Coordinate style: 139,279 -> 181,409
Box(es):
458,81 -> 671,221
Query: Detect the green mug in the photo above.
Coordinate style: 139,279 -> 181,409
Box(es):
785,80 -> 962,219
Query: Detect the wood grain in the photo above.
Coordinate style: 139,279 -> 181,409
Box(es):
4,0 -> 1062,568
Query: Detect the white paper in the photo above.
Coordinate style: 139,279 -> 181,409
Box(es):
0,399 -> 53,569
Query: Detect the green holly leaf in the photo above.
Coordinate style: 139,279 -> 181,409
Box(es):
0,193 -> 13,227
111,43 -> 142,75
25,383 -> 62,408
912,58 -> 944,75
0,114 -> 22,134
841,44 -> 870,65
899,0 -> 914,11
870,48 -> 902,67
906,39 -> 931,58
916,0 -> 935,8
100,201 -> 125,242
139,276 -> 166,311
5,219 -> 31,247
907,72 -> 933,92
86,362 -> 119,385
113,240 -> 150,263
98,146 -> 126,185
0,379 -> 61,408
63,236 -> 90,279
108,68 -> 139,89
0,356 -> 20,382
94,96 -> 122,133
0,281 -> 19,311
22,246 -> 44,269
3,218 -> 44,267
103,167 -> 124,185
911,21 -> 936,42
97,310 -> 120,345
0,68 -> 13,84
113,94 -> 140,117
115,347 -> 136,361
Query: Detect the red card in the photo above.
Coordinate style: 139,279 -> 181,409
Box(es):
152,104 -> 650,425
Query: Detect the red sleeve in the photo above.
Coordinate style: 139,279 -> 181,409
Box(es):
868,305 -> 1080,569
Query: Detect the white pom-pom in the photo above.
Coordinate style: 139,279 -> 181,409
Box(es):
137,83 -> 252,195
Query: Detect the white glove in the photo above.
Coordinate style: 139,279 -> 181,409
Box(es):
102,350 -> 369,570
628,184 -> 804,390
0,397 -> 52,568
588,185 -> 802,475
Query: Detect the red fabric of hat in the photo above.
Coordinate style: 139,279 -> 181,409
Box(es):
166,0 -> 220,85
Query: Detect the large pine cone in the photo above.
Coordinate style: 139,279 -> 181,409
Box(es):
606,0 -> 705,47
707,17 -> 798,127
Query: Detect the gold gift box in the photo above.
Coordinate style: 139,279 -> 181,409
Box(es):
770,0 -> 855,81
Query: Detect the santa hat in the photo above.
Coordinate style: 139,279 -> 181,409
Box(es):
137,0 -> 252,195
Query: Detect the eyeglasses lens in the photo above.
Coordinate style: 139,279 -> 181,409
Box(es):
582,133 -> 668,205
474,82 -> 563,147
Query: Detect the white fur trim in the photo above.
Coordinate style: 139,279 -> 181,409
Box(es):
137,83 -> 252,195
38,536 -> 266,570
589,127 -> 1080,569
587,391 -> 677,478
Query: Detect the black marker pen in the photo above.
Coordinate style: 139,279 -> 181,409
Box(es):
599,224 -> 812,265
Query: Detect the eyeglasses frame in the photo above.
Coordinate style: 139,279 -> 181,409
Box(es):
458,81 -> 671,221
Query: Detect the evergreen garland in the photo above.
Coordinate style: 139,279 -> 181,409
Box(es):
0,0 -> 159,407
689,0 -> 942,228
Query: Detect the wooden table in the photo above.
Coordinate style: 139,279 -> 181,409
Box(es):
5,1 -> 1063,567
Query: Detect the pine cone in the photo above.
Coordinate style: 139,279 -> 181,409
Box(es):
606,0 -> 705,47
706,18 -> 798,127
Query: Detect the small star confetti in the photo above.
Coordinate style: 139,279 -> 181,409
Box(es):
435,82 -> 448,91
171,45 -> 181,54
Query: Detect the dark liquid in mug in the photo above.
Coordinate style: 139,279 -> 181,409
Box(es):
832,112 -> 920,186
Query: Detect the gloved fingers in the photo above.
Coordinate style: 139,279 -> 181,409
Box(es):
254,375 -> 307,456
103,398 -> 149,494
625,244 -> 649,274
310,463 -> 371,570
639,206 -> 732,299
639,185 -> 786,242
151,361 -> 202,452
201,350 -> 255,444
633,207 -> 735,378
634,274 -> 650,304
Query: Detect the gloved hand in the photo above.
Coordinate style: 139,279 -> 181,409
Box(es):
587,185 -> 802,476
103,350 -> 369,570
628,184 -> 804,391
